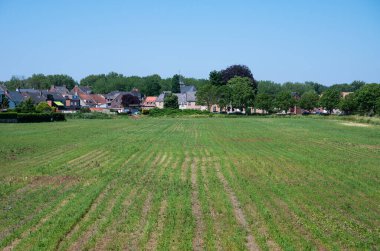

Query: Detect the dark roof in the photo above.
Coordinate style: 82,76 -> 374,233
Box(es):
7,91 -> 24,103
24,93 -> 46,104
156,91 -> 171,102
17,88 -> 40,93
180,84 -> 196,94
79,86 -> 92,94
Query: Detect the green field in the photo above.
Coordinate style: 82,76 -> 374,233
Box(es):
0,117 -> 379,250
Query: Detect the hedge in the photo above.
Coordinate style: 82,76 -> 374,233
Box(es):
0,112 -> 66,123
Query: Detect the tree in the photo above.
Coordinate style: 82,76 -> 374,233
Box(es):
196,84 -> 218,111
254,93 -> 274,113
274,91 -> 295,113
355,84 -> 380,115
305,81 -> 327,94
220,65 -> 258,94
257,81 -> 282,96
171,74 -> 181,93
282,82 -> 314,96
209,70 -> 223,86
1,95 -> 9,109
216,85 -> 232,112
47,74 -> 77,89
319,89 -> 340,114
29,74 -> 50,90
35,102 -> 54,113
16,98 -> 35,113
164,93 -> 178,109
299,91 -> 319,111
339,93 -> 357,115
143,75 -> 161,96
121,94 -> 140,108
227,77 -> 255,113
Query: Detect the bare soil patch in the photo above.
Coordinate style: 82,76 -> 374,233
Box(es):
191,158 -> 205,251
145,199 -> 168,250
341,122 -> 371,127
215,163 -> 260,251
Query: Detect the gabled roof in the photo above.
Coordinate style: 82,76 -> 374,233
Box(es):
7,91 -> 24,103
180,85 -> 196,94
145,96 -> 157,103
17,88 -> 40,93
186,91 -> 197,102
91,94 -> 106,104
23,92 -> 46,104
156,91 -> 171,102
175,93 -> 186,105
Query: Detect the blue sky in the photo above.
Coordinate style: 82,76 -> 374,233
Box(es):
0,0 -> 379,85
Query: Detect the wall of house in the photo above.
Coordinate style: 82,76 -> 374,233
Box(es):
156,102 -> 164,109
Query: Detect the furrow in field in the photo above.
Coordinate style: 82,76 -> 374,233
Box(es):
145,198 -> 168,251
92,152 -> 164,250
191,157 -> 205,251
55,183 -> 112,250
2,194 -> 75,251
124,192 -> 154,250
181,152 -> 190,182
200,155 -> 222,251
61,150 -> 153,250
215,162 -> 260,251
67,149 -> 104,165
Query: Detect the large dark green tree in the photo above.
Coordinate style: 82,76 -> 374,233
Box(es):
299,91 -> 319,111
143,75 -> 161,96
209,70 -> 223,86
319,89 -> 341,114
339,93 -> 357,115
274,91 -> 296,113
227,77 -> 255,112
164,93 -> 178,109
220,65 -> 258,94
355,84 -> 380,115
196,84 -> 218,111
254,93 -> 274,113
171,74 -> 181,93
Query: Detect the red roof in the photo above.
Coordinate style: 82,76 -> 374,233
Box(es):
145,96 -> 157,103
90,94 -> 106,104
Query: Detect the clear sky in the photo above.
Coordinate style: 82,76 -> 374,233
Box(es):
0,0 -> 379,85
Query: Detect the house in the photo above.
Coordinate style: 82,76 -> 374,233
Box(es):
105,91 -> 129,107
50,85 -> 70,96
71,85 -> 92,95
155,91 -> 171,109
142,96 -> 157,110
155,81 -> 207,110
7,91 -> 24,109
110,92 -> 141,111
175,92 -> 207,110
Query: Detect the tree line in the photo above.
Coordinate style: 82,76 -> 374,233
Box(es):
1,68 -> 379,115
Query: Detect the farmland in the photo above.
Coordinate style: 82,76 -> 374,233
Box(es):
0,117 -> 379,250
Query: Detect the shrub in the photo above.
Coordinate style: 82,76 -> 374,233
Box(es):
17,113 -> 52,123
141,109 -> 150,115
0,112 -> 18,120
36,102 -> 54,113
65,112 -> 115,119
80,107 -> 91,113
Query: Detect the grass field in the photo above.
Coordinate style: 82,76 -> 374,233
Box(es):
0,117 -> 379,250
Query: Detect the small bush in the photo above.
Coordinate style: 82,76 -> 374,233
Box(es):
141,109 -> 150,115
